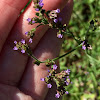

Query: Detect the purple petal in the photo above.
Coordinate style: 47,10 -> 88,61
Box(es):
29,38 -> 33,43
64,77 -> 66,81
35,8 -> 39,11
65,69 -> 70,75
65,91 -> 69,94
48,70 -> 50,72
27,18 -> 31,22
82,41 -> 85,45
55,93 -> 60,98
25,32 -> 28,35
14,41 -> 17,44
39,2 -> 44,7
40,78 -> 45,81
21,49 -> 25,53
47,83 -> 52,88
32,20 -> 35,24
82,45 -> 86,50
13,46 -> 18,50
65,81 -> 69,85
56,9 -> 60,13
67,76 -> 69,78
53,64 -> 58,70
71,82 -> 73,84
57,34 -> 63,38
54,19 -> 58,23
21,39 -> 25,44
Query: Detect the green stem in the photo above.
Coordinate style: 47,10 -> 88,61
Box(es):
31,55 -> 39,61
27,52 -> 42,62
52,44 -> 82,61
67,29 -> 81,44
36,24 -> 43,28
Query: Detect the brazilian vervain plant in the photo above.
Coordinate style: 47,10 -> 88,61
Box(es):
13,0 -> 99,98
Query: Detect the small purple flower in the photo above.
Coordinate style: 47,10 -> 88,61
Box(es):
27,18 -> 31,22
64,77 -> 66,81
82,41 -> 85,45
13,46 -> 18,50
40,78 -> 45,81
65,81 -> 69,85
65,91 -> 69,94
82,45 -> 86,50
39,2 -> 44,7
35,8 -> 39,11
14,41 -> 17,44
21,49 -> 25,53
82,41 -> 86,50
49,73 -> 51,76
56,9 -> 60,13
71,82 -> 73,84
57,34 -> 63,38
32,20 -> 35,24
25,32 -> 28,35
47,83 -> 52,88
54,19 -> 58,23
29,38 -> 33,43
21,39 -> 25,44
48,70 -> 50,72
67,76 -> 69,78
65,69 -> 70,75
53,64 -> 58,70
55,93 -> 60,98
67,78 -> 70,81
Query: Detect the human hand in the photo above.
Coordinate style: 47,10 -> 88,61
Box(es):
0,0 -> 73,100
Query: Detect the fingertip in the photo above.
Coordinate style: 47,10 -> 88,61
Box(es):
59,0 -> 73,24
43,0 -> 69,10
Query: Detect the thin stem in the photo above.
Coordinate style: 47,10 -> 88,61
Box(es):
27,52 -> 42,62
31,55 -> 39,61
31,55 -> 45,63
36,24 -> 43,28
85,26 -> 91,40
52,44 -> 82,61
67,29 -> 81,44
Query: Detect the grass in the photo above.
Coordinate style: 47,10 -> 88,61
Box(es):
60,0 -> 100,100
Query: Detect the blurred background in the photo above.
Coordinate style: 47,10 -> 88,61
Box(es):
60,0 -> 100,100
24,0 -> 100,100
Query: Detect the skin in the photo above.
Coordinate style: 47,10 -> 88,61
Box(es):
0,0 -> 73,100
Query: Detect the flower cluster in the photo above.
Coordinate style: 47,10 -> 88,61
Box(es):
41,64 -> 71,98
13,39 -> 32,55
24,0 -> 67,40
13,0 -> 95,99
33,0 -> 44,11
25,28 -> 36,43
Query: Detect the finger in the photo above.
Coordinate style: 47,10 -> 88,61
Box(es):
19,29 -> 62,100
19,0 -> 73,100
0,0 -> 68,86
8,0 -> 68,49
45,1 -> 73,99
0,83 -> 33,100
0,0 -> 29,52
